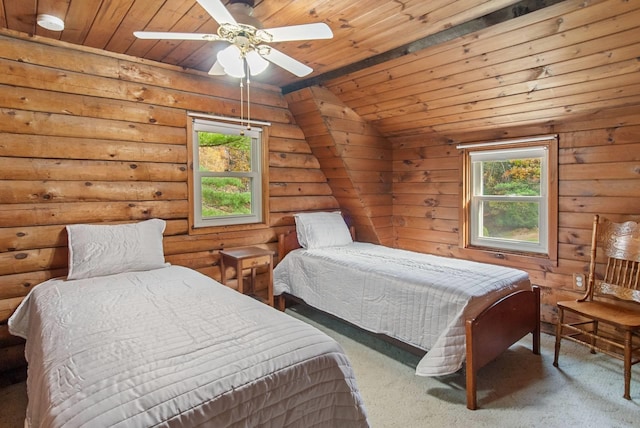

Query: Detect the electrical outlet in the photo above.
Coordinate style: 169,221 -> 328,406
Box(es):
573,273 -> 585,290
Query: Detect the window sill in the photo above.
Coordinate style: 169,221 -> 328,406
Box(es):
458,246 -> 557,268
189,221 -> 270,236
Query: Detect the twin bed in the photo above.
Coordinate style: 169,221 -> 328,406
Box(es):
9,219 -> 369,427
9,212 -> 541,425
274,211 -> 540,410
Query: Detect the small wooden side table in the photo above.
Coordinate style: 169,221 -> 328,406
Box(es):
219,247 -> 274,307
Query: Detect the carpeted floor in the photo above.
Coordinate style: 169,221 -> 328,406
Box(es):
286,305 -> 639,428
1,305 -> 638,427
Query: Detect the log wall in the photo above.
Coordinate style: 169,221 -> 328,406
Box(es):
0,29 -> 337,369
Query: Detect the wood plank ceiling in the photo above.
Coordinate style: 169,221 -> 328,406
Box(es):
328,0 -> 640,140
0,0 -> 527,89
1,0 -> 637,143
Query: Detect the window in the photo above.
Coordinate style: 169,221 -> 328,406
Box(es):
461,136 -> 557,259
189,117 -> 267,229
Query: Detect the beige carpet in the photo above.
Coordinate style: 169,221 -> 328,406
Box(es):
286,305 -> 639,428
1,305 -> 638,427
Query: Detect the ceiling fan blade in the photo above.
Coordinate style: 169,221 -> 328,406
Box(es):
261,47 -> 313,77
134,31 -> 220,41
262,23 -> 333,42
196,0 -> 237,25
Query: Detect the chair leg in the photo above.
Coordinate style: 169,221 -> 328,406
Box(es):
623,330 -> 632,400
553,308 -> 564,367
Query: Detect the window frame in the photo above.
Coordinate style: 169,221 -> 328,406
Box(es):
187,115 -> 269,234
460,136 -> 558,265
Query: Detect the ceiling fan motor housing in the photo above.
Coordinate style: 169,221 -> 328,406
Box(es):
227,0 -> 261,28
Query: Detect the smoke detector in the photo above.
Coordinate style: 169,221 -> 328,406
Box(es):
37,14 -> 65,32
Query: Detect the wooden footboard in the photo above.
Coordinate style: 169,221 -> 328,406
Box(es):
465,285 -> 540,410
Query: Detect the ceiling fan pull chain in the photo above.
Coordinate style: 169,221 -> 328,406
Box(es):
239,76 -> 245,135
246,73 -> 251,131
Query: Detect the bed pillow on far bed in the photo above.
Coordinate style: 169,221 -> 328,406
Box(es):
294,211 -> 353,249
66,218 -> 169,280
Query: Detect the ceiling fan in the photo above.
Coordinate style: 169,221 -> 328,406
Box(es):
133,0 -> 333,78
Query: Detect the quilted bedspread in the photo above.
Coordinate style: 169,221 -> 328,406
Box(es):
9,265 -> 369,428
273,242 -> 530,376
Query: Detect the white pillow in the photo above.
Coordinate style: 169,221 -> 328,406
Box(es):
66,219 -> 169,280
294,211 -> 353,249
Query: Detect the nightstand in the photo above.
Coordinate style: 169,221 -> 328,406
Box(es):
219,247 -> 274,307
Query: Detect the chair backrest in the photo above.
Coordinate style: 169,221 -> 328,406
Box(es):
585,214 -> 640,303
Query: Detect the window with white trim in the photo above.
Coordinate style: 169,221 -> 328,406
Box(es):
190,118 -> 264,228
462,136 -> 557,258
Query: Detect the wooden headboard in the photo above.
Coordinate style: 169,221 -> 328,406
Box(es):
277,229 -> 301,261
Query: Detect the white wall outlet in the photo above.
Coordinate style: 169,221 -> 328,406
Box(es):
573,273 -> 585,290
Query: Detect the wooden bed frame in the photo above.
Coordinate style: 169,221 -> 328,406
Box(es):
276,228 -> 540,410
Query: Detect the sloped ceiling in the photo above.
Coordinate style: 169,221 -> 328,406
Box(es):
319,0 -> 640,141
0,0 -> 543,89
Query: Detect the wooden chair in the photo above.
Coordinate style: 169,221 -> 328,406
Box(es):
553,214 -> 640,399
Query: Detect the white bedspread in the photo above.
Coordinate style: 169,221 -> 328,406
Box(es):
9,265 -> 369,428
273,242 -> 530,376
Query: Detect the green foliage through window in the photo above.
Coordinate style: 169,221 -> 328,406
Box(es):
201,176 -> 251,217
481,158 -> 541,239
198,132 -> 250,151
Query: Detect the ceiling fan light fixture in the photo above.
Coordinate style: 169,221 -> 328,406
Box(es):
37,14 -> 65,32
245,50 -> 269,76
208,60 -> 227,76
217,44 -> 245,78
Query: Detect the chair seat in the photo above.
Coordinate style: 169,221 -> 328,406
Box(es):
557,300 -> 640,329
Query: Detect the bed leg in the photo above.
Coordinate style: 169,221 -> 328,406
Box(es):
466,365 -> 478,410
532,286 -> 541,355
465,317 -> 478,410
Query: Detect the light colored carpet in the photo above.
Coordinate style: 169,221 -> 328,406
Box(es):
1,305 -> 638,428
286,305 -> 639,428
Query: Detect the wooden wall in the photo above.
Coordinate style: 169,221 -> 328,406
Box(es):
386,121 -> 640,329
284,86 -> 394,245
0,29 -> 337,369
316,0 -> 640,330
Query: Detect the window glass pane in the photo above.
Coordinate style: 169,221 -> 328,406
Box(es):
479,200 -> 540,244
197,132 -> 251,173
476,158 -> 541,196
201,177 -> 252,218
